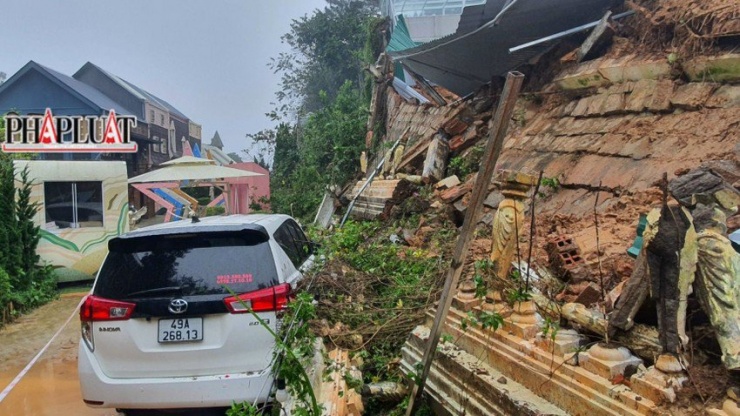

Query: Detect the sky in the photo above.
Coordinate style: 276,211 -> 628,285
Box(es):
0,0 -> 327,156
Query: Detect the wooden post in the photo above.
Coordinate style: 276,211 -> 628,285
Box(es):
405,71 -> 525,415
576,11 -> 613,63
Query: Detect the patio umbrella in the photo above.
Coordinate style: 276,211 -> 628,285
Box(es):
128,156 -> 263,183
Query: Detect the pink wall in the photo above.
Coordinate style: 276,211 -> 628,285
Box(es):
225,162 -> 270,214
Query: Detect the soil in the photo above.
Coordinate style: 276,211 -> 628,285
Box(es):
0,292 -> 120,415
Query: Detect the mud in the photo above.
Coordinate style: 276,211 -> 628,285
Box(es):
0,292 -> 118,415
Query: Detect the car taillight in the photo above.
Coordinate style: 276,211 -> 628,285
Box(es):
224,283 -> 291,313
80,295 -> 136,322
79,295 -> 136,352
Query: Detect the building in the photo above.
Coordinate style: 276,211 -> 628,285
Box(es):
73,62 -> 202,171
381,0 -> 487,42
0,60 -> 151,171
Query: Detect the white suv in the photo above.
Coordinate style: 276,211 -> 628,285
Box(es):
78,214 -> 315,412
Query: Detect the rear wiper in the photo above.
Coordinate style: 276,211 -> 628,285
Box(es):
126,286 -> 182,298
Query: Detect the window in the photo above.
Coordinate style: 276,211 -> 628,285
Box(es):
152,136 -> 160,153
160,114 -> 165,126
44,181 -> 103,229
286,220 -> 311,262
274,223 -> 302,267
160,136 -> 168,154
274,220 -> 311,268
149,110 -> 155,123
96,233 -> 278,300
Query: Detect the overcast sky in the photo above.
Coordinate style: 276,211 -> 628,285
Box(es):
0,0 -> 327,156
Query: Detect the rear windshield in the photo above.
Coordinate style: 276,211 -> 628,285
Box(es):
95,233 -> 277,299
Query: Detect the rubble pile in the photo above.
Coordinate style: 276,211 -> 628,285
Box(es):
629,0 -> 740,54
317,3 -> 740,414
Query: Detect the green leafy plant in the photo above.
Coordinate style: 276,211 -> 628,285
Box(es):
537,177 -> 560,198
205,205 -> 226,216
0,156 -> 57,325
224,288 -> 320,416
507,287 -> 532,304
542,316 -> 560,342
478,311 -> 504,331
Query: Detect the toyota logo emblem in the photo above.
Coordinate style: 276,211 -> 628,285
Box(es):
168,299 -> 188,314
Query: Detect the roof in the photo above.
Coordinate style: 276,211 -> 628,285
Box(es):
74,62 -> 189,120
210,131 -> 224,149
203,144 -> 235,166
0,61 -> 130,115
387,15 -> 420,53
454,0 -> 508,35
388,0 -> 618,95
113,213 -> 293,242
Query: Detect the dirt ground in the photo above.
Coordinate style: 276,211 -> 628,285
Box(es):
0,292 -> 120,416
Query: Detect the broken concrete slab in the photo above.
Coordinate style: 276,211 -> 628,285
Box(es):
422,134 -> 450,184
574,282 -> 602,306
554,59 -> 611,90
625,79 -> 656,112
313,191 -> 337,229
670,82 -> 717,110
621,60 -> 672,82
483,191 -> 504,209
706,85 -> 740,108
435,175 -> 460,190
684,54 -> 740,83
645,79 -> 674,112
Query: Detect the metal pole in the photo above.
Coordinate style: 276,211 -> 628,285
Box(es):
508,10 -> 634,53
339,137 -> 402,227
405,71 -> 525,415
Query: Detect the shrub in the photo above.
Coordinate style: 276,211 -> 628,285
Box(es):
205,206 -> 226,216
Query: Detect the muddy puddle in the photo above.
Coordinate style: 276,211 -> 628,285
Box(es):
0,292 -> 117,415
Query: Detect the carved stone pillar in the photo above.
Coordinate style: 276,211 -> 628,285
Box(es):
489,170 -> 537,281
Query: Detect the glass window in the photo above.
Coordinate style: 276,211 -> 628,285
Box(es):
286,220 -> 311,263
149,110 -> 154,123
152,136 -> 160,153
274,223 -> 302,267
44,181 -> 103,228
95,234 -> 278,300
161,137 -> 168,154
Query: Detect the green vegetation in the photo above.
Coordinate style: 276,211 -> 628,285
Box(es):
447,144 -> 484,180
310,220 -> 445,414
226,291 -> 320,416
244,0 -> 380,221
204,205 -> 226,216
0,120 -> 57,325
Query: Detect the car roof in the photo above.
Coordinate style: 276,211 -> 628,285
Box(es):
116,214 -> 293,241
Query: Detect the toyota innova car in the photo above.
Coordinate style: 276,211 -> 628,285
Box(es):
78,214 -> 314,412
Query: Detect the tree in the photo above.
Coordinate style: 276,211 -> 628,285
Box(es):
243,1 -> 380,220
269,0 -> 378,119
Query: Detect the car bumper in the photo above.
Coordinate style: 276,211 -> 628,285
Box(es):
78,343 -> 274,409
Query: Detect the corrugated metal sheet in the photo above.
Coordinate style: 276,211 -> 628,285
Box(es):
389,0 -> 620,95
387,15 -> 420,53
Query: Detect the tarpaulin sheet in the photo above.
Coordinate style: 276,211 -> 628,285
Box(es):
388,0 -> 619,95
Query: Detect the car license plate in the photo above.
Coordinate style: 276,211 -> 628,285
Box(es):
158,318 -> 203,343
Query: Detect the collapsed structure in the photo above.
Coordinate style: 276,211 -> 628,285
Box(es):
324,1 -> 740,414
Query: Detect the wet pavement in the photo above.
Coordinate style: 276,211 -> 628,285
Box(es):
0,293 -> 119,416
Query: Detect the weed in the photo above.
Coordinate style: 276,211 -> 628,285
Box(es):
507,287 -> 532,304
540,176 -> 560,191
